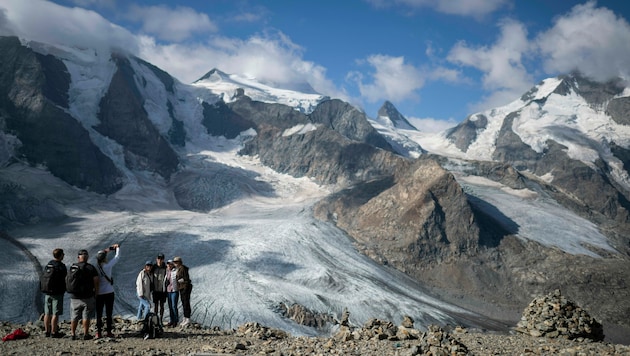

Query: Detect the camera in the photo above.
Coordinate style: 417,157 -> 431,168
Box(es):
109,246 -> 116,251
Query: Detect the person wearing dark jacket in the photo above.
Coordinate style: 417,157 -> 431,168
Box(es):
152,253 -> 167,323
68,249 -> 99,340
42,248 -> 67,338
173,256 -> 192,327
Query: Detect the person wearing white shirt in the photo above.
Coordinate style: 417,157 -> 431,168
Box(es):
95,243 -> 120,339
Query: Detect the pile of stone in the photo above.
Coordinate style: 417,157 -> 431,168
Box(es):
515,289 -> 604,341
334,313 -> 421,342
410,325 -> 469,356
235,321 -> 289,340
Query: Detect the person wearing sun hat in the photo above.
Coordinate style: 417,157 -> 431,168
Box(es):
135,260 -> 153,321
173,256 -> 192,327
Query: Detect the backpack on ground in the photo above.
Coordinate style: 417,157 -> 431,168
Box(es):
40,261 -> 66,294
65,263 -> 87,295
141,312 -> 163,339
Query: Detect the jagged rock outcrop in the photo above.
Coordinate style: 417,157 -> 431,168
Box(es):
515,289 -> 604,341
231,93 -> 409,186
377,100 -> 417,130
276,303 -> 335,329
445,113 -> 488,152
309,99 -> 395,152
0,36 -> 123,194
314,158 -> 480,267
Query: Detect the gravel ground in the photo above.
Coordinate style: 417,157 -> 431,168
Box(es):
1,318 -> 629,355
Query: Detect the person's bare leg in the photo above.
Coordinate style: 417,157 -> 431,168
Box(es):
44,314 -> 51,334
70,320 -> 78,337
51,315 -> 59,334
83,319 -> 90,336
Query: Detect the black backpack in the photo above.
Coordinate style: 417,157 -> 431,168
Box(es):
40,260 -> 66,294
141,312 -> 163,339
65,263 -> 88,295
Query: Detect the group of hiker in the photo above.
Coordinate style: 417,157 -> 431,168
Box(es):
39,245 -> 193,340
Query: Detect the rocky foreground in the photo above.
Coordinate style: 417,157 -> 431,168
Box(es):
0,317 -> 628,356
1,290 -> 628,355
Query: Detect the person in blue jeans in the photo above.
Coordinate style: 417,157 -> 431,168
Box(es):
165,259 -> 179,326
136,261 -> 153,321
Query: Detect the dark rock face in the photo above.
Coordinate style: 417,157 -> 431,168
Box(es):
230,96 -> 405,186
377,100 -> 417,130
553,73 -> 625,108
229,95 -> 309,130
0,36 -> 122,194
95,55 -> 179,180
607,96 -> 630,125
309,99 -> 395,152
446,114 -> 488,152
201,101 -> 254,139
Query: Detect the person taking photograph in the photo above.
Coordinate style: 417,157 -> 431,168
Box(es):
95,243 -> 119,338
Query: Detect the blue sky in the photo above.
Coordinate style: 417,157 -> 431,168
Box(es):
2,1 -> 630,131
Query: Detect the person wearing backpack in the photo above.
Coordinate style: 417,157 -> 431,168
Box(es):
95,244 -> 119,339
136,261 -> 153,321
67,249 -> 99,340
41,248 -> 67,338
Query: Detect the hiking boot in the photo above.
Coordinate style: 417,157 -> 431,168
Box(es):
95,332 -> 102,339
71,335 -> 77,340
83,334 -> 93,340
106,332 -> 115,338
51,332 -> 65,338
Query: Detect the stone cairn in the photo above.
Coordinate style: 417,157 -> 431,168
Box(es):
334,310 -> 468,355
515,289 -> 604,341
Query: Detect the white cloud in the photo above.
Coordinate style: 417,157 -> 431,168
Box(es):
349,55 -> 425,103
408,116 -> 458,133
536,1 -> 630,82
0,0 -> 345,102
138,31 -> 346,101
0,0 -> 138,54
447,19 -> 533,111
365,0 -> 509,19
126,5 -> 218,42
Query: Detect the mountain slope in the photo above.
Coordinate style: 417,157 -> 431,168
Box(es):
0,35 -> 629,343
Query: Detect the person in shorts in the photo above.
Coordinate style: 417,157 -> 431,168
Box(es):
69,249 -> 99,340
42,248 -> 67,338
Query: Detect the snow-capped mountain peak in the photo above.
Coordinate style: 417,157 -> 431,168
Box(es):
193,68 -> 328,114
376,100 -> 417,131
